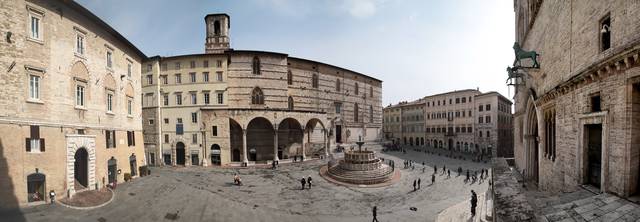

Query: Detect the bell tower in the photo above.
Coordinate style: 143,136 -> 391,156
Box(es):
205,13 -> 231,54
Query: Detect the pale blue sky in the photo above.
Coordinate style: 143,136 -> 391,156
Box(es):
78,0 -> 515,105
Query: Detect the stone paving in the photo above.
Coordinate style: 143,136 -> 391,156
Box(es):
536,189 -> 640,222
0,145 -> 489,222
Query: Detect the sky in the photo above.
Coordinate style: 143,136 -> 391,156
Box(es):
78,0 -> 516,106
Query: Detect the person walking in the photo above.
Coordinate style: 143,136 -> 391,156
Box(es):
413,179 -> 417,191
447,169 -> 451,179
372,206 -> 379,222
431,173 -> 436,185
470,190 -> 478,217
418,178 -> 421,189
49,190 -> 55,204
301,177 -> 306,190
434,165 -> 437,174
465,171 -> 470,183
307,176 -> 313,189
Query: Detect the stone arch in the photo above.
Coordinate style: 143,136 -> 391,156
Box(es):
210,144 -> 221,165
175,142 -> 186,165
66,135 -> 96,196
525,96 -> 540,184
251,87 -> 264,104
124,83 -> 134,98
247,117 -> 275,162
26,173 -> 46,202
70,61 -> 90,81
229,118 -> 243,162
305,118 -> 327,157
107,157 -> 117,184
103,73 -> 117,91
278,118 -> 303,160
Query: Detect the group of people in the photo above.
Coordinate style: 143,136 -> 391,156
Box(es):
464,168 -> 489,184
300,176 -> 313,190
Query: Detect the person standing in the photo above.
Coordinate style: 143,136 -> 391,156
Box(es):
301,177 -> 306,190
413,179 -> 417,191
372,206 -> 379,222
447,169 -> 451,179
470,190 -> 478,217
418,178 -> 421,189
434,165 -> 437,174
431,174 -> 436,185
307,176 -> 313,189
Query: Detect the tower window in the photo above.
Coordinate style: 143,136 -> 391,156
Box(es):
591,94 -> 601,112
287,70 -> 293,85
600,15 -> 611,51
312,74 -> 319,88
214,20 -> 221,36
252,57 -> 261,75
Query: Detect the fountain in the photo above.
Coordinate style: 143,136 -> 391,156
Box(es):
321,136 -> 398,187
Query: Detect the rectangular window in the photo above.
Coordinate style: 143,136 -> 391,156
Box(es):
217,93 -> 223,104
127,98 -> 133,115
76,34 -> 84,55
149,119 -> 154,125
163,94 -> 169,106
486,104 -> 491,111
177,118 -> 183,124
216,72 -> 223,81
190,61 -> 196,68
216,60 -> 222,67
190,72 -> 196,83
106,51 -> 113,68
203,60 -> 209,68
147,64 -> 152,72
591,94 -> 601,112
29,75 -> 40,100
191,112 -> 197,123
176,123 -> 184,135
107,93 -> 113,112
25,125 -> 44,152
164,134 -> 169,143
455,98 -> 460,104
191,93 -> 197,104
161,75 -> 168,84
175,74 -> 182,84
127,63 -> 132,78
212,126 -> 218,136
126,131 -> 136,147
335,102 -> 342,114
164,118 -> 169,124
486,116 -> 491,123
30,15 -> 40,40
478,117 -> 483,123
204,93 -> 210,104
175,62 -> 181,70
176,94 -> 182,105
479,105 -> 483,112
76,85 -> 85,107
203,72 -> 209,82
192,134 -> 197,144
462,97 -> 466,103
105,130 -> 116,148
146,75 -> 153,85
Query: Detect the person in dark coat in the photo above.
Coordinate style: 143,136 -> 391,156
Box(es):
418,178 -> 421,189
413,180 -> 417,191
470,190 -> 478,217
431,174 -> 436,184
301,177 -> 306,190
372,206 -> 379,222
307,176 -> 313,189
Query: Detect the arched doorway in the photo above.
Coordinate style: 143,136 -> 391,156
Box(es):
305,118 -> 326,158
129,154 -> 137,176
229,118 -> 243,162
278,118 -> 303,160
247,117 -> 274,162
74,148 -> 88,189
448,139 -> 453,151
409,137 -> 413,146
27,173 -> 45,202
176,142 -> 185,165
210,144 -> 221,165
108,157 -> 117,184
527,104 -> 540,184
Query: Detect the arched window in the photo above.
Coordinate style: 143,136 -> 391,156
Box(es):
369,105 -> 373,123
312,74 -> 319,88
287,70 -> 293,85
355,83 -> 359,95
251,87 -> 264,104
288,96 -> 294,110
252,57 -> 260,75
354,103 -> 359,122
214,20 -> 221,36
336,79 -> 341,92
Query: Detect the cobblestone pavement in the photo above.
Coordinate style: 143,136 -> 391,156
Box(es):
1,145 -> 488,222
536,189 -> 640,222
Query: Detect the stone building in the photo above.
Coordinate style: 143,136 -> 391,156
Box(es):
0,0 -> 147,207
383,89 -> 513,157
511,0 -> 640,196
142,14 -> 383,167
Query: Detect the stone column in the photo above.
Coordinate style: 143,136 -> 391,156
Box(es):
324,129 -> 329,157
274,126 -> 279,162
301,128 -> 307,161
242,128 -> 249,165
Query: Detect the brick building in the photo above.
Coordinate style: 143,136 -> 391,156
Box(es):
511,0 -> 640,196
141,14 -> 383,167
0,0 -> 147,207
383,89 -> 513,157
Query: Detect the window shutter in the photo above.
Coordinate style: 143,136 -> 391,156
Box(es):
40,138 -> 45,152
132,131 -> 136,146
112,130 -> 116,148
105,130 -> 110,148
126,131 -> 130,146
25,138 -> 31,152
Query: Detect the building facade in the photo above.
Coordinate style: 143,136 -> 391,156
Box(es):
511,0 -> 640,196
0,0 -> 147,207
383,89 -> 513,157
142,14 -> 383,167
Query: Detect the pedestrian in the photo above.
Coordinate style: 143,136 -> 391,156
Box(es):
307,176 -> 313,189
418,178 -> 421,189
413,179 -> 417,191
422,167 -> 425,173
431,174 -> 436,184
447,169 -> 451,179
412,165 -> 415,170
301,177 -> 306,190
434,165 -> 437,174
372,206 -> 379,222
272,161 -> 276,169
294,155 -> 297,162
470,190 -> 478,217
422,162 -> 425,166
466,171 -> 470,183
49,190 -> 55,204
